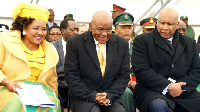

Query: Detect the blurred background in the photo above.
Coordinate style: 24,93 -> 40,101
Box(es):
1,0 -> 200,40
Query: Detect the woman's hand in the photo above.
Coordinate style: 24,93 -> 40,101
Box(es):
1,78 -> 21,93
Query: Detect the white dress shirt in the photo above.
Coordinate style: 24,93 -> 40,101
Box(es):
94,38 -> 106,61
62,37 -> 67,56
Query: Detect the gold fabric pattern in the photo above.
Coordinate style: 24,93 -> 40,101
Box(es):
97,44 -> 106,77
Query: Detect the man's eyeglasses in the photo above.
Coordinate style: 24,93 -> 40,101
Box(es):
49,33 -> 62,36
178,28 -> 187,32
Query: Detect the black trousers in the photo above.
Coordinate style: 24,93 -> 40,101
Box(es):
90,102 -> 127,112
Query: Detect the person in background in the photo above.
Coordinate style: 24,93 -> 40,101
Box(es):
140,17 -> 157,33
64,13 -> 73,19
177,20 -> 187,36
47,9 -> 57,29
65,10 -> 130,112
0,24 -> 9,31
78,24 -> 88,34
180,15 -> 195,39
47,25 -> 62,42
0,24 -> 9,36
51,18 -> 79,112
111,4 -> 126,33
132,7 -> 200,112
111,4 -> 126,19
0,3 -> 61,112
113,12 -> 136,112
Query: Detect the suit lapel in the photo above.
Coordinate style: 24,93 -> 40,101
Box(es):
84,32 -> 101,70
172,37 -> 185,63
105,35 -> 117,76
57,39 -> 65,68
84,32 -> 117,76
154,37 -> 173,56
153,29 -> 173,56
129,41 -> 133,57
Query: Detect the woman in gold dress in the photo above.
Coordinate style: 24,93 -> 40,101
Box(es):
0,3 -> 61,112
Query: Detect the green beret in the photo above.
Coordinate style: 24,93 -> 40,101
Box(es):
140,17 -> 157,28
64,13 -> 73,18
113,12 -> 134,27
180,15 -> 188,20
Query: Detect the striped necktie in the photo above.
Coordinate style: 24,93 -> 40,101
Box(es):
97,43 -> 106,77
167,39 -> 172,44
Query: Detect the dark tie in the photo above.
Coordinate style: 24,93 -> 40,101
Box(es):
168,40 -> 172,44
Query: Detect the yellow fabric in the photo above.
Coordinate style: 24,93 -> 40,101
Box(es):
26,68 -> 41,82
97,44 -> 106,77
22,41 -> 45,82
0,30 -> 59,95
0,81 -> 61,112
22,41 -> 45,70
12,3 -> 49,23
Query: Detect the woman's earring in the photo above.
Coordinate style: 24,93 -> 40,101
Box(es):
22,31 -> 26,35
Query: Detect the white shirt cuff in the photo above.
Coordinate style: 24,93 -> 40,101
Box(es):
162,84 -> 170,95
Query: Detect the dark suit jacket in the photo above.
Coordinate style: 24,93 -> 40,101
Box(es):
132,28 -> 200,112
65,31 -> 130,112
51,38 -> 68,102
47,22 -> 58,30
129,41 -> 133,60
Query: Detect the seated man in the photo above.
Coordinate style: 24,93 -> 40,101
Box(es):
180,15 -> 195,39
51,18 -> 79,112
65,10 -> 130,112
140,17 -> 157,34
78,24 -> 88,34
177,20 -> 187,36
132,7 -> 200,112
113,12 -> 136,112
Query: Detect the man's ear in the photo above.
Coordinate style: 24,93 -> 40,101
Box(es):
61,28 -> 65,35
89,22 -> 92,31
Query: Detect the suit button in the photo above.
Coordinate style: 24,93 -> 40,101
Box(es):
97,72 -> 101,76
12,74 -> 17,79
171,64 -> 174,67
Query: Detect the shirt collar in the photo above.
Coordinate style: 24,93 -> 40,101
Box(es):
93,37 -> 106,46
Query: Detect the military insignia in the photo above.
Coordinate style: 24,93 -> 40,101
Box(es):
125,15 -> 128,19
149,17 -> 154,24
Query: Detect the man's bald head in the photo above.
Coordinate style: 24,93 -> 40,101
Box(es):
178,20 -> 186,28
89,10 -> 112,44
178,20 -> 187,35
158,7 -> 179,23
91,11 -> 112,24
157,7 -> 179,39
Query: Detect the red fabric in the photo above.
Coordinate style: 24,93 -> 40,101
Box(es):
142,22 -> 156,26
131,76 -> 136,81
113,4 -> 126,12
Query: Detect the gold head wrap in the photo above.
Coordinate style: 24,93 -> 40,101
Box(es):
12,3 -> 49,23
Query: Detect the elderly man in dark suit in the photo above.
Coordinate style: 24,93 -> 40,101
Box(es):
132,7 -> 200,112
51,18 -> 79,112
65,10 -> 130,112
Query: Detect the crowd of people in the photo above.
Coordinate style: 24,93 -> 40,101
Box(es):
0,2 -> 200,112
